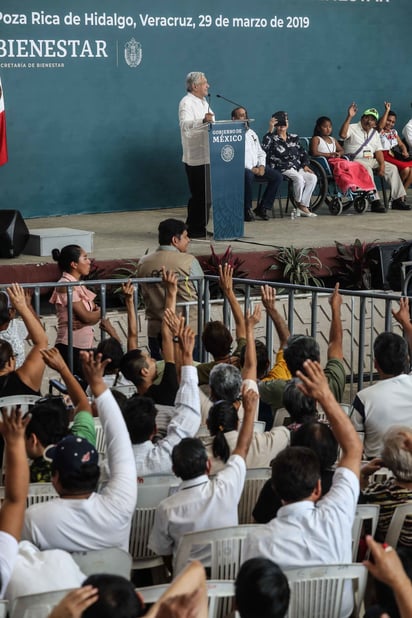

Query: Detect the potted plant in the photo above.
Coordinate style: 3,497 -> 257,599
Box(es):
201,245 -> 248,298
267,245 -> 325,289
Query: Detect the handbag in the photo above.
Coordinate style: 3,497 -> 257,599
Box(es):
391,145 -> 412,162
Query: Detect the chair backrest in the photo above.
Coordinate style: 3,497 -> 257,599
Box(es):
140,580 -> 235,618
129,478 -> 179,567
111,383 -> 137,397
385,502 -> 412,547
11,589 -> 73,618
0,394 -> 41,411
93,418 -> 106,454
71,547 -> 132,579
238,468 -> 271,524
351,504 -> 380,561
174,524 -> 261,578
284,563 -> 368,618
0,483 -> 59,508
273,407 -> 291,427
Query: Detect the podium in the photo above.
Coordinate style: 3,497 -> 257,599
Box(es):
208,120 -> 246,241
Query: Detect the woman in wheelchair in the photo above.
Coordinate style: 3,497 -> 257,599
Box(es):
262,111 -> 318,217
310,116 -> 375,214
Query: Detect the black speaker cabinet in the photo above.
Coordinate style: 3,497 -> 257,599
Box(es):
367,242 -> 410,290
0,210 -> 29,258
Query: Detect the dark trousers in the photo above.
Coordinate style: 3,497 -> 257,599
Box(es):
244,166 -> 283,214
185,163 -> 211,237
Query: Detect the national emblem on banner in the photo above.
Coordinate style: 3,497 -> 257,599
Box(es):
124,39 -> 142,68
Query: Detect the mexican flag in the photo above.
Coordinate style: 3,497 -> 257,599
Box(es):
0,78 -> 8,166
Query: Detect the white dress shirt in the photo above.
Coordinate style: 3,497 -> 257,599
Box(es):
244,128 -> 266,170
148,454 -> 246,571
22,389 -> 137,552
133,365 -> 201,476
243,466 -> 359,618
178,92 -> 214,166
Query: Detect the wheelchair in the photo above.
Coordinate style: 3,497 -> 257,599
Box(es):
311,155 -> 374,216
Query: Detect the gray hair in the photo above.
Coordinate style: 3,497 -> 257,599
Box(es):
185,72 -> 206,92
382,426 -> 412,481
209,363 -> 242,403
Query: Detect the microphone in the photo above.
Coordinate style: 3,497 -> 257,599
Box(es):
216,94 -> 245,109
207,93 -> 211,113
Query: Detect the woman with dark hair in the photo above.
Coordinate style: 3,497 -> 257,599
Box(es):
0,283 -> 47,396
50,245 -> 100,377
203,397 -> 289,474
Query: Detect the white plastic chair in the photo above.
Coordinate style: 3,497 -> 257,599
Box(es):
0,483 -> 59,508
174,524 -> 261,578
272,407 -> 291,427
0,601 -> 7,618
237,468 -> 271,524
26,483 -> 59,507
93,418 -> 106,455
129,476 -> 179,571
0,394 -> 41,412
385,502 -> 412,547
351,504 -> 380,561
71,547 -> 132,579
284,563 -> 368,618
140,580 -> 235,618
11,589 -> 73,618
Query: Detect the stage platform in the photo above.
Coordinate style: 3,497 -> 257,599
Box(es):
0,191 -> 411,285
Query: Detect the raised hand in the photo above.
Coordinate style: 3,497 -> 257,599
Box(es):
40,347 -> 67,372
295,359 -> 330,401
218,263 -> 234,297
260,284 -> 276,311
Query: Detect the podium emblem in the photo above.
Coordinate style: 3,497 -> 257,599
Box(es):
221,145 -> 234,163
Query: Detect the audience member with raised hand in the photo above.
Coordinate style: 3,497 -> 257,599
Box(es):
122,279 -> 139,351
196,262 -> 247,385
243,359 -> 362,618
47,586 -> 99,618
145,561 -> 208,618
364,535 -> 412,618
48,561 -> 208,618
259,284 -> 291,381
51,244 -> 101,378
22,350 -> 137,552
25,347 -> 95,483
0,289 -> 32,369
378,101 -> 412,190
0,283 -> 48,397
259,282 -> 345,414
0,407 -> 30,597
119,271 -> 179,406
392,296 -> 412,353
122,318 -> 201,477
148,387 -> 257,574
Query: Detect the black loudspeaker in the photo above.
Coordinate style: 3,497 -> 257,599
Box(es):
367,242 -> 409,290
0,210 -> 29,258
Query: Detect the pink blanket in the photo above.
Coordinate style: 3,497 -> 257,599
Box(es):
329,157 -> 375,193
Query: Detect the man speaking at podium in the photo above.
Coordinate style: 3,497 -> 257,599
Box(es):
231,107 -> 283,222
179,72 -> 214,239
